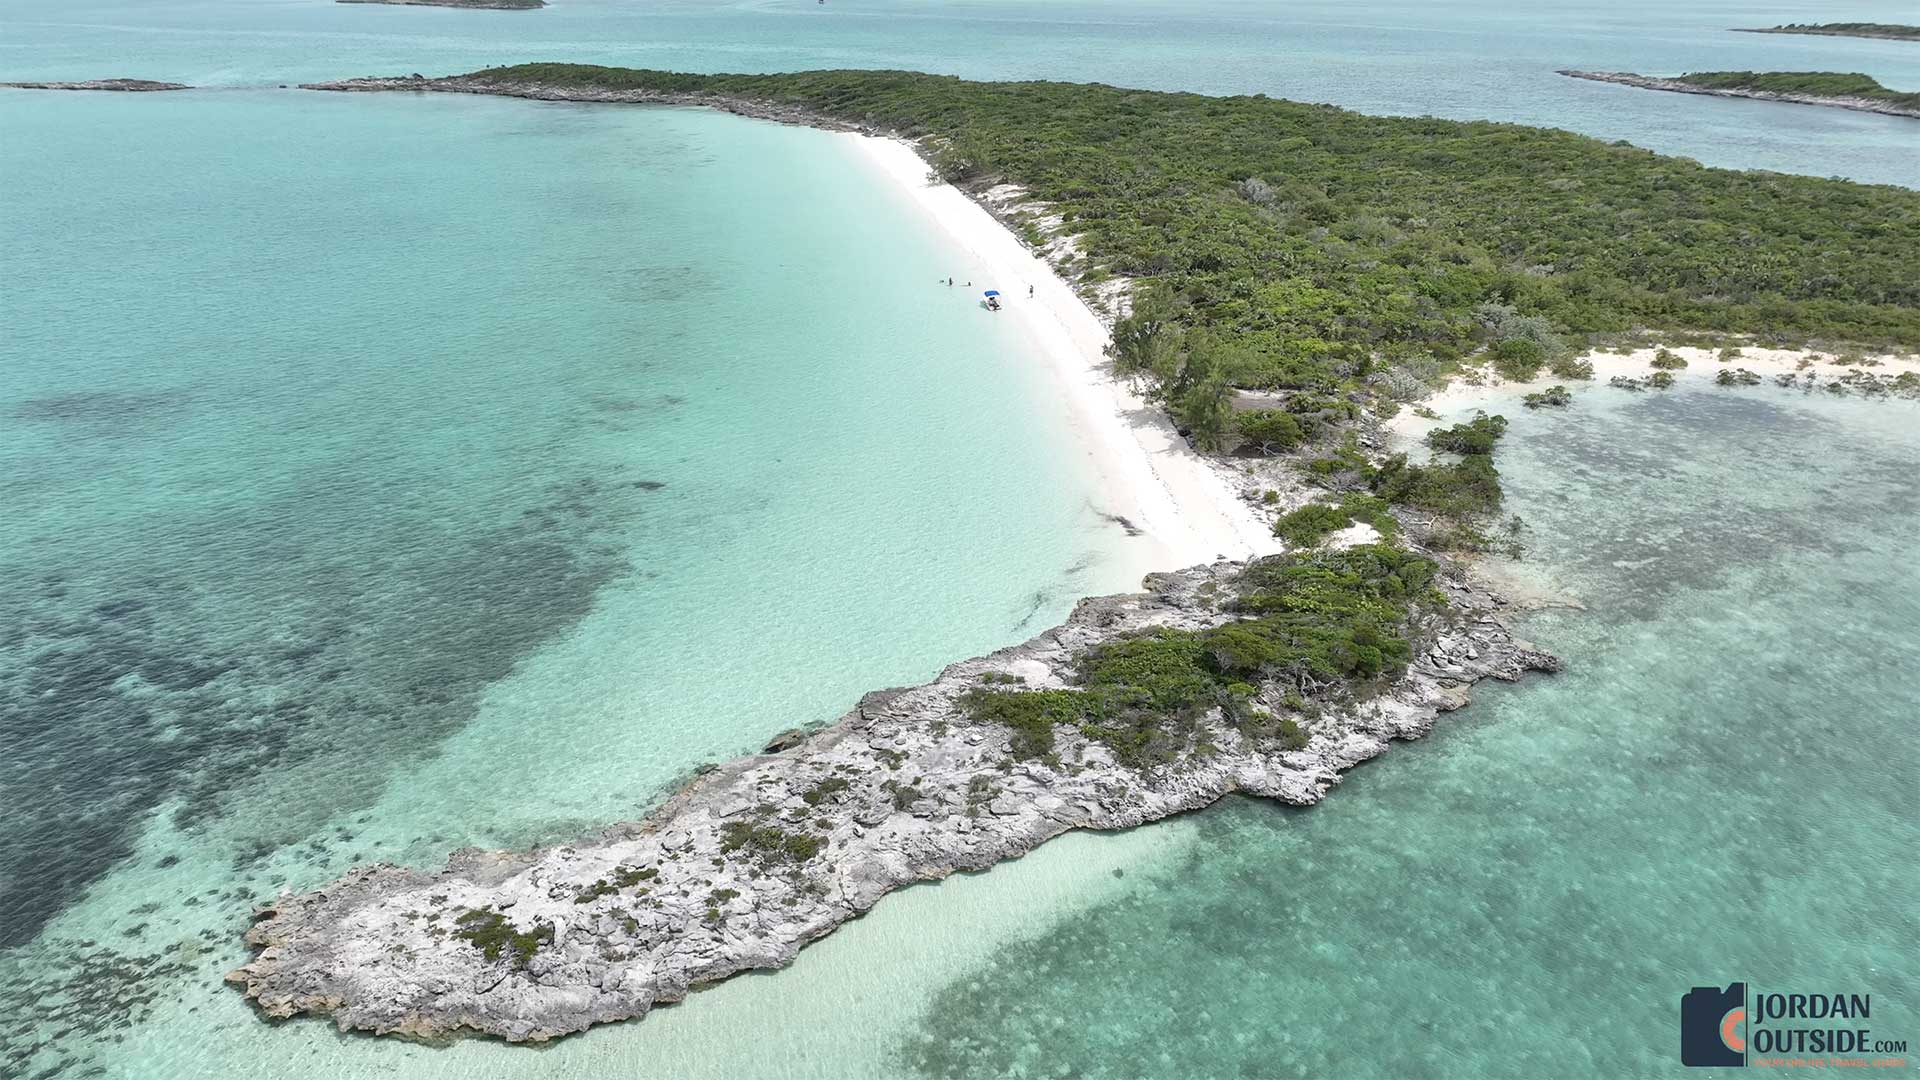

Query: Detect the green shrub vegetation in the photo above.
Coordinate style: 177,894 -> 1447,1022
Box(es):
453,908 -> 554,967
1236,409 -> 1307,453
1649,348 -> 1688,370
451,64 -> 1920,473
1272,493 -> 1398,546
1675,71 -> 1920,111
961,545 -> 1437,768
1742,24 -> 1920,41
720,819 -> 824,865
1424,411 -> 1508,454
1368,452 -> 1504,516
572,864 -> 658,903
800,777 -> 850,805
1523,385 -> 1573,408
462,66 -> 1920,408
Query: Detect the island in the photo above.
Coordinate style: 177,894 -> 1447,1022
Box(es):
233,65 -> 1920,1044
0,79 -> 189,91
1733,23 -> 1920,41
233,552 -> 1558,1041
339,0 -> 545,7
1560,70 -> 1920,119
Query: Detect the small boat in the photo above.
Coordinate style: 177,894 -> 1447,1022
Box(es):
983,289 -> 1002,311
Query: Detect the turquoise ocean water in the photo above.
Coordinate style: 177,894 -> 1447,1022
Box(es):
2,2 -> 1916,1077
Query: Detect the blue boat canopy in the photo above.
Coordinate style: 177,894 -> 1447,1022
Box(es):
983,289 -> 1000,297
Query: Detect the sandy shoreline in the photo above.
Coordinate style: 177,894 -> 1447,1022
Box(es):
840,134 -> 1279,572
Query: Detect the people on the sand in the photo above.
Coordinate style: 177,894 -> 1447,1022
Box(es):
1028,284 -> 1034,297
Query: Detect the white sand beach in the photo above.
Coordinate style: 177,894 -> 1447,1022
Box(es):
843,133 -> 1280,572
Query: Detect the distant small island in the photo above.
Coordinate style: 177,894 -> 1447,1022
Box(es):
1733,23 -> 1920,41
340,0 -> 543,8
1561,70 -> 1920,119
0,78 -> 189,91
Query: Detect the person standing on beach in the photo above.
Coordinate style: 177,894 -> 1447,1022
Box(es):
1028,284 -> 1034,298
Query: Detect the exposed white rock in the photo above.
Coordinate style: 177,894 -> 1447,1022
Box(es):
229,560 -> 1556,1043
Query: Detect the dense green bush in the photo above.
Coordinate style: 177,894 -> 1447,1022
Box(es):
1272,493 -> 1398,546
1492,338 -> 1548,381
960,546 -> 1436,768
1424,411 -> 1508,455
1548,355 -> 1595,380
1369,452 -> 1504,516
1523,385 -> 1573,408
1676,71 -> 1920,111
1272,503 -> 1352,546
1237,409 -> 1307,453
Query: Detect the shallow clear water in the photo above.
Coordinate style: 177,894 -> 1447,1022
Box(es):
4,2 -> 1918,1078
897,379 -> 1920,1078
0,87 -> 1148,1077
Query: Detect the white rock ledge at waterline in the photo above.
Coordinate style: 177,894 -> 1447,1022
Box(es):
228,559 -> 1558,1043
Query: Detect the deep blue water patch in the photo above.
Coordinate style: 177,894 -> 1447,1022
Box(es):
0,469 -> 649,949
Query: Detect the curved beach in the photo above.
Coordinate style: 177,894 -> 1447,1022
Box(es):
842,134 -> 1279,570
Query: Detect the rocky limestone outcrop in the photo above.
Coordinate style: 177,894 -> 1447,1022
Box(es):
1559,70 -> 1920,120
0,79 -> 190,91
229,559 -> 1556,1043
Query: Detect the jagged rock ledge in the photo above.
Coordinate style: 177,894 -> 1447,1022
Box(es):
1,79 -> 190,92
230,558 -> 1557,1043
1559,70 -> 1920,120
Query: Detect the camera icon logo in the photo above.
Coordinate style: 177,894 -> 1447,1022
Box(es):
1681,983 -> 1748,1067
